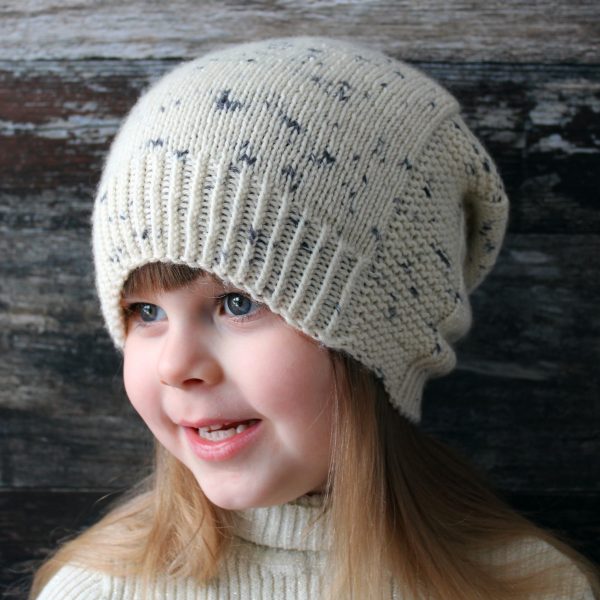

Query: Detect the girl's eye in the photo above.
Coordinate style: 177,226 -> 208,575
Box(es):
128,303 -> 166,323
222,293 -> 261,320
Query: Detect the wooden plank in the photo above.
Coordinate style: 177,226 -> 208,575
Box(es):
1,61 -> 599,233
0,0 -> 598,63
0,407 -> 153,489
0,489 -> 119,598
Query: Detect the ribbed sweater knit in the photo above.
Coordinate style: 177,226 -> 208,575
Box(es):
37,495 -> 593,599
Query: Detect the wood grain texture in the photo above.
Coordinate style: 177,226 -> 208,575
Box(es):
0,0 -> 598,62
1,1 -> 599,595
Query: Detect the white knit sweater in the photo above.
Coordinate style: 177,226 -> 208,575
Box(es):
36,495 -> 594,599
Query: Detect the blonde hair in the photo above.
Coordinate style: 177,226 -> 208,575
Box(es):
30,263 -> 598,599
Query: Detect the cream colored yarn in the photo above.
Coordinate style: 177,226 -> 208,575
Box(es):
93,36 -> 509,421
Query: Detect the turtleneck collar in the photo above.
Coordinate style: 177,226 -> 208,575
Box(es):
232,494 -> 330,552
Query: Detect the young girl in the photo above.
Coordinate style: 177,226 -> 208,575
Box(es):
31,37 -> 597,599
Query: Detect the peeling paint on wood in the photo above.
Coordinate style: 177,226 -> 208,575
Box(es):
0,0 -> 598,62
1,2 -> 598,592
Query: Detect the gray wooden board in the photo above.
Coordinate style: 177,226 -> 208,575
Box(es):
0,0 -> 598,63
1,3 -> 599,594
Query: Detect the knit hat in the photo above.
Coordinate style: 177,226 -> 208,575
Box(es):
93,36 -> 509,422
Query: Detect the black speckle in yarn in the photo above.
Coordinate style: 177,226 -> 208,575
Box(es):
484,241 -> 496,254
472,143 -> 481,156
362,174 -> 368,184
148,138 -> 164,148
289,216 -> 300,227
141,229 -> 148,240
423,186 -> 432,198
394,70 -> 405,79
432,245 -> 451,268
309,150 -> 336,166
399,260 -> 412,274
466,163 -> 476,176
335,80 -> 351,102
480,220 -> 493,233
320,150 -> 336,165
372,136 -> 385,156
483,159 -> 491,173
310,75 -> 322,85
433,342 -> 442,355
400,157 -> 412,170
380,82 -> 388,88
174,99 -> 181,107
307,47 -> 323,53
349,190 -> 357,199
246,58 -> 256,63
99,192 -> 107,203
175,149 -> 189,159
119,213 -> 126,221
387,305 -> 397,319
159,105 -> 165,113
300,241 -> 311,252
371,227 -> 381,241
281,164 -> 296,179
282,115 -> 302,134
228,162 -> 241,174
216,89 -> 243,112
429,100 -> 436,109
409,286 -> 419,297
247,226 -> 258,244
239,153 -> 257,166
352,154 -> 360,161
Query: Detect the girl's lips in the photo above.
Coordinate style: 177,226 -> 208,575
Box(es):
183,419 -> 262,462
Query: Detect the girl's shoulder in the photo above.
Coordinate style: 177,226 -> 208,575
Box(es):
34,564 -> 106,600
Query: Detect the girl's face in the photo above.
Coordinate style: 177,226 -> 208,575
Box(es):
122,272 -> 335,510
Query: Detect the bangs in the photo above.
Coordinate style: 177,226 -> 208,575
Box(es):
122,262 -> 219,297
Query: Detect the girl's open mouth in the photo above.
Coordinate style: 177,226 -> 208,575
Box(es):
197,419 -> 261,441
184,419 -> 262,461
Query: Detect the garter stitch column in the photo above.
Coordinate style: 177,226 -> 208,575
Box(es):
93,36 -> 509,421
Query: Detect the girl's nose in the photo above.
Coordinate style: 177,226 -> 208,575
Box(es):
157,326 -> 223,388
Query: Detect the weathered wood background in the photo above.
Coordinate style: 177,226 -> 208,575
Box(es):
1,1 -> 599,596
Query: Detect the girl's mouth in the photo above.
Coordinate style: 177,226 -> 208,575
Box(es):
184,419 -> 262,461
197,419 -> 261,441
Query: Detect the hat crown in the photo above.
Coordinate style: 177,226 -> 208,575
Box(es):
93,37 -> 509,421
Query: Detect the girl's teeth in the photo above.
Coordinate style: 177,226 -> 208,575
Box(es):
197,421 -> 253,441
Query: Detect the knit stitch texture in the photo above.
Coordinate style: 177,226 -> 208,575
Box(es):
93,36 -> 509,421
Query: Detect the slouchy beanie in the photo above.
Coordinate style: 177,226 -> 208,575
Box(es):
93,36 -> 509,422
